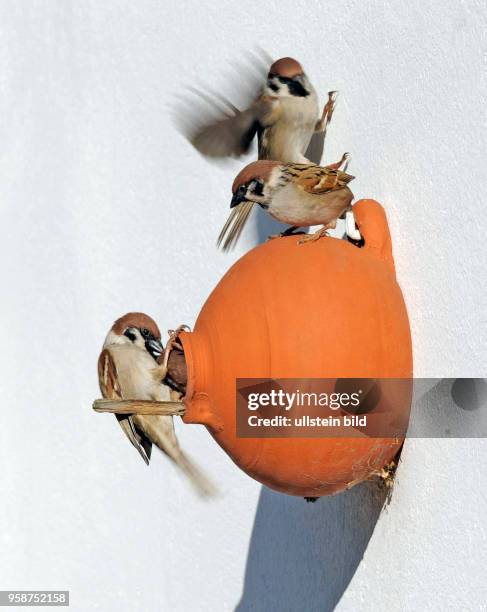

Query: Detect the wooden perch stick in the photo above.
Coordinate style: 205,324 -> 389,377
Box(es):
93,398 -> 185,416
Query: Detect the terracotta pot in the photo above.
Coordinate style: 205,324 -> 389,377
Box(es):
180,200 -> 412,497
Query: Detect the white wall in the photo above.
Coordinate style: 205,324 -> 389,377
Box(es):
1,2 -> 486,611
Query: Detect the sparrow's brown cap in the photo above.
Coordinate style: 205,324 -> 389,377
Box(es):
232,160 -> 281,192
268,57 -> 304,78
112,312 -> 161,339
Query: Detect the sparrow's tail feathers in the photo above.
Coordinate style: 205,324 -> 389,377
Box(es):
133,415 -> 218,497
138,435 -> 153,465
116,415 -> 152,465
217,201 -> 254,252
172,451 -> 218,498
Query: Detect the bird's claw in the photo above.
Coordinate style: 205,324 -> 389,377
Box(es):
162,324 -> 191,368
298,222 -> 335,244
298,229 -> 329,244
316,90 -> 338,133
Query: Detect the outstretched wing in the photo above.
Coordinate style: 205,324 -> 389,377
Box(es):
97,349 -> 152,465
173,51 -> 278,160
183,96 -> 277,159
191,104 -> 260,158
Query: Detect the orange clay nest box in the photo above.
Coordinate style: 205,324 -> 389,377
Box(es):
180,200 -> 412,497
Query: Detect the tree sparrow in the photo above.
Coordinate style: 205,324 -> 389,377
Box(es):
218,160 -> 356,251
179,56 -> 335,165
98,312 -> 215,497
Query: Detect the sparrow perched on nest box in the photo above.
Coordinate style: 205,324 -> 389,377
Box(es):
179,56 -> 336,164
98,312 -> 214,497
218,159 -> 356,251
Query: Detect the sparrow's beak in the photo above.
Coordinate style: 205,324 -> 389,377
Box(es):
146,338 -> 163,360
230,192 -> 248,209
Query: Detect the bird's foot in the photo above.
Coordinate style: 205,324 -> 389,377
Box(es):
162,324 -> 191,368
316,90 -> 338,132
298,225 -> 331,244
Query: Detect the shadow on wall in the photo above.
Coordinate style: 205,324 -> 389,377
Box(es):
409,378 -> 487,438
305,131 -> 326,166
235,379 -> 487,611
253,206 -> 291,245
236,481 -> 388,612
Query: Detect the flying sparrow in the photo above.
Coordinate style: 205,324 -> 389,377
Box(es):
98,312 -> 215,497
178,56 -> 336,165
218,160 -> 356,251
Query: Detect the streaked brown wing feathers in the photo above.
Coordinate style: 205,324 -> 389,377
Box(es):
98,349 -> 122,399
97,349 -> 152,465
293,165 -> 355,194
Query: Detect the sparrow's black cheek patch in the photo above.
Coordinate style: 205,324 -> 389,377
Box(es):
124,329 -> 137,342
268,82 -> 279,93
252,181 -> 264,196
287,81 -> 310,97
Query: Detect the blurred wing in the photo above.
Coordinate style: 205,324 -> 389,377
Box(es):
97,349 -> 152,465
191,104 -> 261,158
216,201 -> 254,252
186,96 -> 277,159
174,51 -> 276,159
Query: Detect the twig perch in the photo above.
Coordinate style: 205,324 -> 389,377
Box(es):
93,398 -> 186,416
